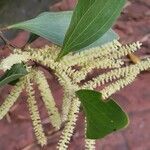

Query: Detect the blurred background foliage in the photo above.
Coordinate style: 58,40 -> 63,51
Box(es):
0,0 -> 60,44
0,0 -> 60,26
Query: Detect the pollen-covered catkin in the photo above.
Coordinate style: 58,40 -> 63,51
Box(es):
0,53 -> 29,71
85,120 -> 95,150
83,59 -> 150,90
62,90 -> 74,122
101,73 -> 139,99
108,41 -> 142,59
26,76 -> 47,146
85,139 -> 96,150
61,40 -> 122,67
72,58 -> 123,83
136,58 -> 150,71
57,97 -> 80,150
0,77 -> 26,119
35,70 -> 61,129
83,64 -> 140,89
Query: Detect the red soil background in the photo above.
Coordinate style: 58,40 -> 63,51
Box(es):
0,0 -> 150,149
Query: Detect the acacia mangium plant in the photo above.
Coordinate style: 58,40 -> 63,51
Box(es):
0,0 -> 149,149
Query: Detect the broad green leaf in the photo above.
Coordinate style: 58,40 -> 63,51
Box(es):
84,29 -> 118,50
8,11 -> 71,45
8,11 -> 118,48
57,0 -> 126,59
0,63 -> 28,87
76,90 -> 129,139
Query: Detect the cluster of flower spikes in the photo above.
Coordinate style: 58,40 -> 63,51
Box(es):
0,40 -> 150,150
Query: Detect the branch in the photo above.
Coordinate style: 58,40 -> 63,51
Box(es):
0,31 -> 16,50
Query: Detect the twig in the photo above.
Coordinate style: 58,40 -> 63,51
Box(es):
0,31 -> 16,50
33,61 -> 54,76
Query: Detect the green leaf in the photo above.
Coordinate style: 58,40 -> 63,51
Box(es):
8,11 -> 118,48
57,0 -> 125,59
76,90 -> 129,139
83,29 -> 118,50
0,63 -> 28,87
8,11 -> 71,46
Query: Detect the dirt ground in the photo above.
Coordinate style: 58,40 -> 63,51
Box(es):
0,0 -> 150,150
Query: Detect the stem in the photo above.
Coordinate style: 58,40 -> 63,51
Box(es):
32,61 -> 54,75
0,31 -> 16,50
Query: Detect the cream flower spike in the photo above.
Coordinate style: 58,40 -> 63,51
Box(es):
61,40 -> 122,67
0,53 -> 29,71
108,41 -> 142,59
57,97 -> 80,150
83,63 -> 140,89
0,76 -> 26,119
26,75 -> 47,146
85,120 -> 96,150
62,89 -> 75,122
85,139 -> 96,150
101,73 -> 139,99
35,70 -> 61,129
